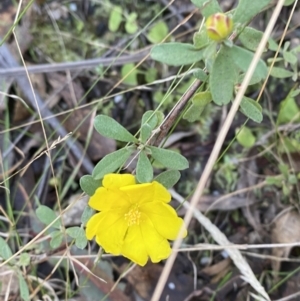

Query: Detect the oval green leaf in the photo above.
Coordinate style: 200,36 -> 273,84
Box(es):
151,43 -> 204,66
50,231 -> 63,249
236,126 -> 256,148
238,27 -> 264,52
80,175 -> 101,196
142,110 -> 158,130
36,205 -> 61,229
94,115 -> 138,143
209,46 -> 236,105
0,237 -> 13,260
239,97 -> 263,123
270,67 -> 294,79
92,147 -> 133,180
19,274 -> 30,301
154,170 -> 181,189
136,151 -> 153,183
140,123 -> 152,144
149,146 -> 189,170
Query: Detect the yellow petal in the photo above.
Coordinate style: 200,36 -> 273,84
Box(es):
93,209 -> 128,254
141,202 -> 187,240
85,213 -> 102,240
121,225 -> 148,266
103,174 -> 136,189
89,187 -> 130,212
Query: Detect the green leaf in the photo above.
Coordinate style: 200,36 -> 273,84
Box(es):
238,27 -> 264,52
283,51 -> 298,65
141,110 -> 158,130
184,104 -> 206,122
225,45 -> 268,81
154,170 -> 181,189
140,123 -> 152,143
277,97 -> 300,125
94,115 -> 138,143
0,237 -> 12,260
147,21 -> 169,44
75,233 -> 88,249
270,67 -> 294,78
18,253 -> 30,267
193,68 -> 208,81
145,67 -> 157,83
193,91 -> 212,105
209,46 -> 236,105
284,0 -> 296,6
36,205 -> 61,229
19,274 -> 30,301
193,31 -> 209,49
239,97 -> 263,123
136,151 -> 153,183
81,206 -> 95,226
50,231 -> 63,249
121,63 -> 138,85
108,6 -> 122,32
92,147 -> 133,180
151,43 -> 204,66
80,175 -> 100,196
148,146 -> 189,170
190,0 -> 222,17
125,12 -> 138,34
66,226 -> 81,239
236,126 -> 256,148
233,0 -> 272,24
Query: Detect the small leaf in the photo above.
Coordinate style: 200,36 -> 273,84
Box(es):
66,226 -> 81,239
81,206 -> 95,226
184,104 -> 206,122
136,151 -> 153,183
154,170 -> 181,189
148,146 -> 189,170
108,6 -> 122,32
151,43 -> 204,66
277,97 -> 300,125
92,147 -> 133,180
225,45 -> 268,81
236,126 -> 256,148
75,234 -> 88,250
193,91 -> 212,106
36,205 -> 61,229
145,67 -> 157,83
238,27 -> 264,52
233,0 -> 272,24
193,68 -> 208,81
190,0 -> 222,17
209,46 -> 236,105
141,110 -> 158,130
94,115 -> 138,143
50,231 -> 63,249
19,274 -> 30,301
147,21 -> 169,44
0,237 -> 12,260
239,97 -> 263,123
270,67 -> 294,79
283,51 -> 298,65
80,175 -> 101,196
193,31 -> 209,49
125,12 -> 138,34
140,123 -> 152,143
18,253 -> 30,267
121,63 -> 138,85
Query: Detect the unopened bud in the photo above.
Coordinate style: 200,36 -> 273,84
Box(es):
205,13 -> 233,42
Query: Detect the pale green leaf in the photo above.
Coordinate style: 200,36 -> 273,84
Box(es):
75,234 -> 88,249
94,115 -> 138,143
125,12 -> 138,34
283,51 -> 298,65
0,237 -> 12,260
108,6 -> 122,32
136,151 -> 153,183
236,126 -> 256,148
225,45 -> 268,81
270,67 -> 294,78
277,97 -> 300,125
239,97 -> 263,123
92,147 -> 133,180
145,67 -> 157,83
193,91 -> 212,106
81,206 -> 95,226
193,68 -> 208,81
233,0 -> 272,24
140,123 -> 152,143
147,21 -> 169,44
209,46 -> 236,105
149,146 -> 189,170
121,63 -> 138,85
50,231 -> 63,249
18,253 -> 30,267
19,274 -> 30,301
183,104 -> 206,122
66,226 -> 81,239
151,43 -> 204,66
154,170 -> 181,189
239,27 -> 264,52
36,205 -> 61,229
80,175 -> 100,196
193,31 -> 209,49
190,0 -> 222,17
142,110 -> 158,130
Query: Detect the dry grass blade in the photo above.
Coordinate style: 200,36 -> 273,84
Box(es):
151,1 -> 286,301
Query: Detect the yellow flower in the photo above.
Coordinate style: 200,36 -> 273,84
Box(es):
85,173 -> 187,266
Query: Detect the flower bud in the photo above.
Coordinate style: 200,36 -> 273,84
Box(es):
205,13 -> 233,42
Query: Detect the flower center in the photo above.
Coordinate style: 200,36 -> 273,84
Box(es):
125,205 -> 141,226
